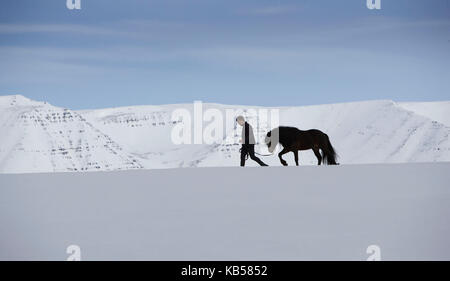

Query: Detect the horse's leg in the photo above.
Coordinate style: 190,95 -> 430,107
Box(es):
313,148 -> 322,165
293,150 -> 299,166
278,148 -> 289,166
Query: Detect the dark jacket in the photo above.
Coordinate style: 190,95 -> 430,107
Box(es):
242,122 -> 256,145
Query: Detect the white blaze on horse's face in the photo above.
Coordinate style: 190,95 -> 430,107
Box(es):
265,129 -> 280,153
265,135 -> 274,153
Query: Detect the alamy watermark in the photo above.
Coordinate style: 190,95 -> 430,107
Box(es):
66,0 -> 81,10
366,244 -> 382,261
66,244 -> 81,261
367,0 -> 381,10
170,101 -> 280,151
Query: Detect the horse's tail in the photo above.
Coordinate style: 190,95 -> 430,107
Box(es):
321,134 -> 339,165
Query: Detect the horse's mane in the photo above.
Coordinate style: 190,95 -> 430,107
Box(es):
272,126 -> 302,147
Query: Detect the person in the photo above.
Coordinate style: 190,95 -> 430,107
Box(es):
236,116 -> 268,167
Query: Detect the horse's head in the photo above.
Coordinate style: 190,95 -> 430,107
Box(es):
265,129 -> 279,153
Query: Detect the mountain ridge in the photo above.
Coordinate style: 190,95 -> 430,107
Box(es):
1,95 -> 449,173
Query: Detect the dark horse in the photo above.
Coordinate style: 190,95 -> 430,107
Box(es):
265,126 -> 338,166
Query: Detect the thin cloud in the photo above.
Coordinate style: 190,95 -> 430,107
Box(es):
240,5 -> 301,15
0,23 -> 121,36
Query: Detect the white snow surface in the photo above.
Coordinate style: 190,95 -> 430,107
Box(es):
1,95 -> 449,173
0,163 -> 449,260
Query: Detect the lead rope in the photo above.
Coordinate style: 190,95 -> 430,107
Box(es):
254,151 -> 274,157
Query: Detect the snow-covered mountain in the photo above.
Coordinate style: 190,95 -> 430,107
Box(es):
0,95 -> 143,173
398,101 -> 450,127
1,95 -> 449,173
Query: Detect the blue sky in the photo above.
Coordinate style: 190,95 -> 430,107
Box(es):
0,0 -> 449,109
